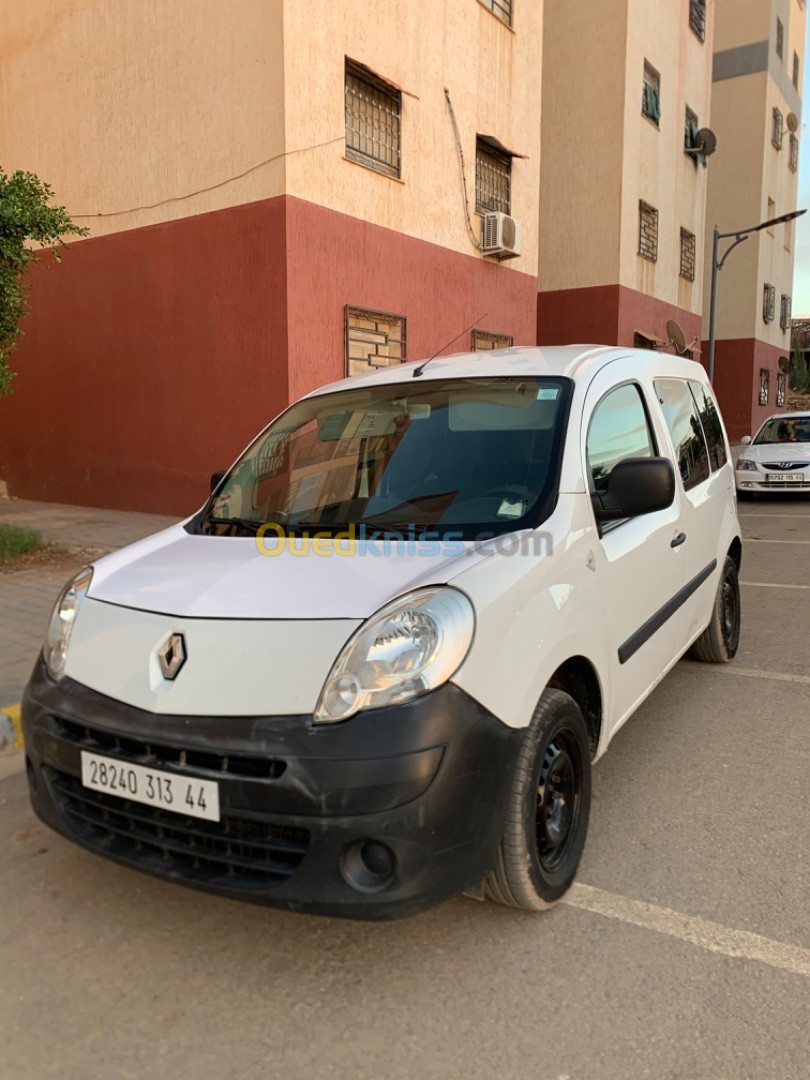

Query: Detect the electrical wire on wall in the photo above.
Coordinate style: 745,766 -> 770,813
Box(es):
71,135 -> 346,220
444,88 -> 482,251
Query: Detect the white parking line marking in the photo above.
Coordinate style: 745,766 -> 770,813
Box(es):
740,581 -> 810,590
564,884 -> 810,979
743,538 -> 810,544
684,664 -> 810,686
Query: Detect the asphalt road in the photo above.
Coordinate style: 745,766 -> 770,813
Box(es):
1,498 -> 808,1080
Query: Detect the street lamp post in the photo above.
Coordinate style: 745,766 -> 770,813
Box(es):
707,208 -> 806,383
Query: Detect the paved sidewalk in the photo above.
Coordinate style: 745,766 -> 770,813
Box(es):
0,499 -> 177,709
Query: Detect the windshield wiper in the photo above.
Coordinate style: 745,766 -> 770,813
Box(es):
204,516 -> 264,536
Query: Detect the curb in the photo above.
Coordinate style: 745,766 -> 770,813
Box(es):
0,704 -> 23,755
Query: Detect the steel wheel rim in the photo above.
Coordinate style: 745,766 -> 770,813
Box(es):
535,728 -> 582,874
722,569 -> 739,650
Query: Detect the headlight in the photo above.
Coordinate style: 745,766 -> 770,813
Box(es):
44,567 -> 93,680
315,587 -> 475,722
737,459 -> 758,472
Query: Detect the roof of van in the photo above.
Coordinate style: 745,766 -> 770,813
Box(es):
308,344 -> 707,397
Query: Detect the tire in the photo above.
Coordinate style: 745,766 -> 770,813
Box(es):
485,688 -> 591,911
689,554 -> 741,663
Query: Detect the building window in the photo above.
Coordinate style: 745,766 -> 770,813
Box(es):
763,284 -> 776,323
345,306 -> 406,377
759,368 -> 770,406
785,216 -> 794,251
642,61 -> 661,125
638,201 -> 659,261
689,0 -> 706,41
478,0 -> 513,28
476,138 -> 511,215
344,59 -> 401,179
793,51 -> 801,89
780,294 -> 792,331
776,17 -> 784,60
684,106 -> 698,150
679,229 -> 696,281
772,108 -> 784,149
777,371 -> 787,406
472,329 -> 514,351
790,133 -> 799,171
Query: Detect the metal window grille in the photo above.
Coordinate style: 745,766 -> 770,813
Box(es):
680,229 -> 696,281
638,201 -> 659,261
777,371 -> 787,406
772,108 -> 784,149
476,139 -> 511,214
344,60 -> 401,179
776,18 -> 784,59
477,0 -> 513,29
793,52 -> 801,89
471,330 -> 514,351
345,306 -> 406,377
780,294 -> 792,331
689,0 -> 706,41
642,62 -> 661,125
684,106 -> 698,150
763,284 -> 776,323
759,368 -> 770,406
790,133 -> 799,172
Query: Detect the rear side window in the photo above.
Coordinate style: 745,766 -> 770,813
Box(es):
689,380 -> 728,471
586,383 -> 657,495
654,378 -> 710,490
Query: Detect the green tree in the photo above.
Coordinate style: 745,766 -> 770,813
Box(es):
0,167 -> 88,395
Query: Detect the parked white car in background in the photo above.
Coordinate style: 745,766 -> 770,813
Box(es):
23,346 -> 742,920
735,412 -> 810,497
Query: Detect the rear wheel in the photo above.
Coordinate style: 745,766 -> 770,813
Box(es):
485,688 -> 591,910
689,554 -> 741,663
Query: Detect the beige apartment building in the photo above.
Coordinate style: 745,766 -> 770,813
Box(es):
703,0 -> 805,438
0,0 -> 542,512
538,0 -> 714,355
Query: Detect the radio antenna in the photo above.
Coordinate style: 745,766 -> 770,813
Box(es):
413,313 -> 488,378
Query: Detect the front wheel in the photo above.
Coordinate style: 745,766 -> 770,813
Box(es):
485,688 -> 591,910
689,554 -> 741,663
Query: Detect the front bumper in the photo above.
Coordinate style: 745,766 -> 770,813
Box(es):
735,470 -> 810,493
22,656 -> 521,920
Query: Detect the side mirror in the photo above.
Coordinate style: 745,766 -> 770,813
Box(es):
591,457 -> 676,523
210,470 -> 226,493
741,435 -> 752,445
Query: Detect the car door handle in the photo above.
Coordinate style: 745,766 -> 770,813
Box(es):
671,532 -> 687,548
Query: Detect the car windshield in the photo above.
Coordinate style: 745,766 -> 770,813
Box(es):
753,416 -> 810,445
198,376 -> 571,540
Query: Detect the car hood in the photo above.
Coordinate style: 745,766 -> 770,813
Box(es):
88,524 -> 496,619
739,443 -> 810,465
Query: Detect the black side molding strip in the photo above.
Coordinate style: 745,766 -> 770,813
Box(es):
618,559 -> 718,665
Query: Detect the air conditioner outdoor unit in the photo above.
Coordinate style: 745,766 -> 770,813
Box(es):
481,212 -> 522,259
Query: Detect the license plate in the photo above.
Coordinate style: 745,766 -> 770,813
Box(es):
80,751 -> 220,822
767,472 -> 804,482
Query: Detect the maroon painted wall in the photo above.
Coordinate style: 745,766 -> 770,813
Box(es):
0,196 -> 538,514
709,338 -> 791,441
284,197 -> 538,402
0,199 -> 290,515
537,283 -> 702,351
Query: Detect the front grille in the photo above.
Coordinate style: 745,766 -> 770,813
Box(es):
52,716 -> 286,780
761,463 -> 808,471
49,770 -> 309,889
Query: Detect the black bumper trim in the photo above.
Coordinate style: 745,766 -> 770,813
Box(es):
22,656 -> 521,920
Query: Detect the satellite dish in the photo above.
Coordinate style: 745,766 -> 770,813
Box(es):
779,355 -> 791,373
667,320 -> 689,355
695,127 -> 717,156
787,112 -> 799,133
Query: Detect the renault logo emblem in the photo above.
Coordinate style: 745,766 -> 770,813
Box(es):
158,633 -> 187,680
